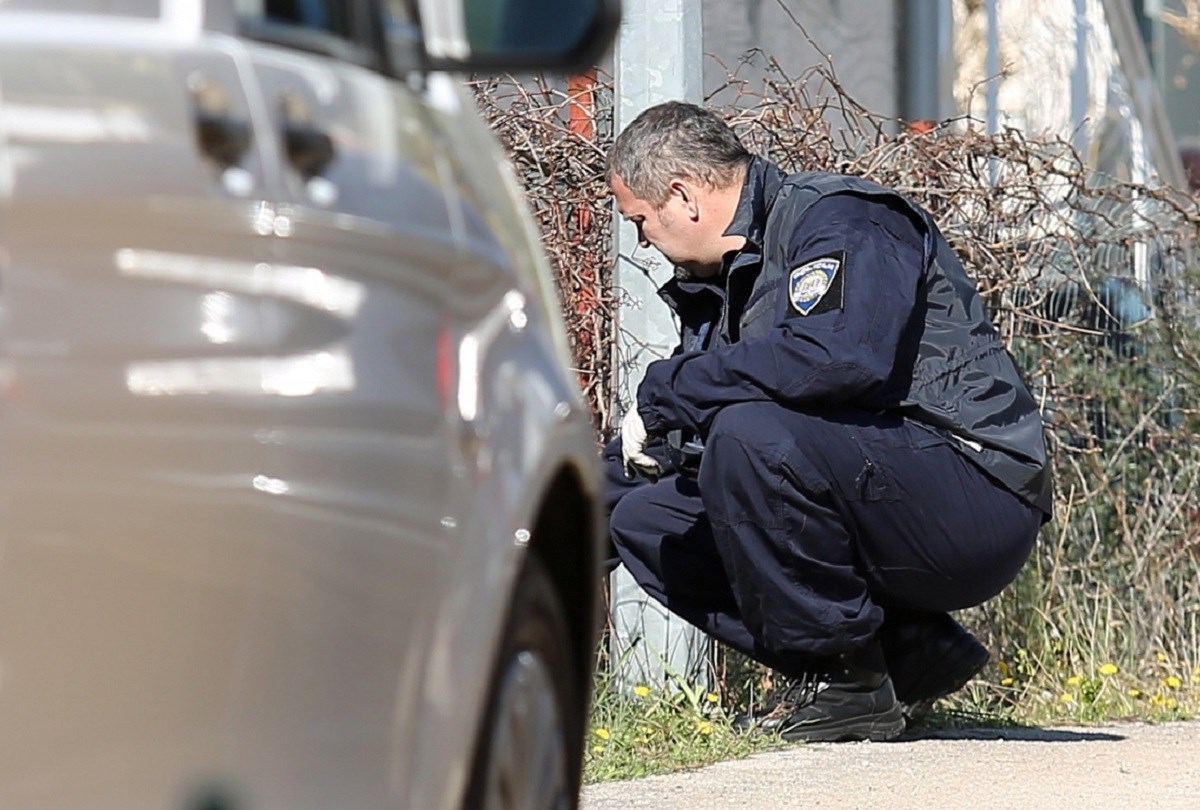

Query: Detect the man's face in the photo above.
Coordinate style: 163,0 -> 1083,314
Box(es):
610,173 -> 717,277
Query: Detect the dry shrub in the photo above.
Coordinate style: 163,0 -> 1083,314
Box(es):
471,73 -> 617,433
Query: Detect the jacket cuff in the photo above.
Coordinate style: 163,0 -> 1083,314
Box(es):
636,357 -> 677,437
637,402 -> 666,437
635,379 -> 667,437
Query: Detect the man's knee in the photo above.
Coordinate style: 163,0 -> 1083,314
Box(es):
704,403 -> 778,469
708,402 -> 775,444
701,403 -> 825,492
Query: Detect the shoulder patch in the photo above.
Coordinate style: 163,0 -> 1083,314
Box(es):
788,252 -> 844,316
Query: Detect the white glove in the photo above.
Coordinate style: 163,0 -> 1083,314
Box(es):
621,407 -> 661,479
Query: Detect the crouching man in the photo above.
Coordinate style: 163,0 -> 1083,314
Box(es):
603,102 -> 1052,742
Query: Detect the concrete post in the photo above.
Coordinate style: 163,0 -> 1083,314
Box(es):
609,0 -> 709,690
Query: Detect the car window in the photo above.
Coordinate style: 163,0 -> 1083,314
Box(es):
234,0 -> 384,69
0,0 -> 159,15
234,0 -> 353,39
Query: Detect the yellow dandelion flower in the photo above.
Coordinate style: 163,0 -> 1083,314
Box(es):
1059,692 -> 1075,703
1157,652 -> 1169,663
594,727 -> 611,740
696,720 -> 714,735
1166,697 -> 1180,710
1151,693 -> 1165,707
1164,676 -> 1182,689
1129,688 -> 1142,698
633,685 -> 651,698
1066,676 -> 1082,687
1001,677 -> 1015,687
706,693 -> 720,703
1099,663 -> 1119,676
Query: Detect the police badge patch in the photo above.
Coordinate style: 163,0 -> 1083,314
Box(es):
788,252 -> 845,316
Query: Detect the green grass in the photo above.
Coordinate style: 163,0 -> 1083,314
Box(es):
583,669 -> 784,783
583,649 -> 1200,784
957,649 -> 1199,725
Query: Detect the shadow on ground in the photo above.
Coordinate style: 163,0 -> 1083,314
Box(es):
900,725 -> 1126,743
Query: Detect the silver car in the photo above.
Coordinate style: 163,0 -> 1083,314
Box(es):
0,1 -> 616,807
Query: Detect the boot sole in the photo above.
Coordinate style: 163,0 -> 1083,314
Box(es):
778,703 -> 906,743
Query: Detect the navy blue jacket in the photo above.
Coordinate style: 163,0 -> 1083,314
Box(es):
635,157 -> 1053,515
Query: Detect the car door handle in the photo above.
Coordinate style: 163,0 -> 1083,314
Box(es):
196,112 -> 253,167
280,92 -> 335,178
190,77 -> 252,167
284,123 -> 335,178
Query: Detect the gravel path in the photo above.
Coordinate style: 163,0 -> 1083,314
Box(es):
581,721 -> 1200,809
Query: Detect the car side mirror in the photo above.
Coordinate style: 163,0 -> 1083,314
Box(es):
411,0 -> 620,73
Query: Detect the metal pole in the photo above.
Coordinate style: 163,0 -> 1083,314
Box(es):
902,0 -> 955,123
1072,0 -> 1090,157
610,0 -> 709,690
986,0 -> 1001,184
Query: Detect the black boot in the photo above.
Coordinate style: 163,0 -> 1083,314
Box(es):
742,642 -> 904,743
879,611 -> 989,727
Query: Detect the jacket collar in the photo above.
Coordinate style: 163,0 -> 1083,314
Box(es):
722,155 -> 788,252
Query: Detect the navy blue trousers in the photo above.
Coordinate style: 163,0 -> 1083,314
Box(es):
606,402 -> 1042,674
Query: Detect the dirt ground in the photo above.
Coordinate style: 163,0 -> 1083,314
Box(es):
581,721 -> 1199,809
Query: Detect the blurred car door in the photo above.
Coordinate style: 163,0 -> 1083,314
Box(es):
0,1 -> 288,806
218,2 -> 463,806
0,0 -> 620,807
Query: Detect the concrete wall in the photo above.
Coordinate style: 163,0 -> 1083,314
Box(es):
701,0 -> 901,118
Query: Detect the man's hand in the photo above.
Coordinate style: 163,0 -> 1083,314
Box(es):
620,407 -> 661,480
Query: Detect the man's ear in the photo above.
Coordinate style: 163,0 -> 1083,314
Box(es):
669,178 -> 701,220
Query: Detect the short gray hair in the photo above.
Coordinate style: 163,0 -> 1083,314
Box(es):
606,101 -> 751,205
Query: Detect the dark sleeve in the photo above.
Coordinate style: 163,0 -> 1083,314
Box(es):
636,192 -> 928,436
